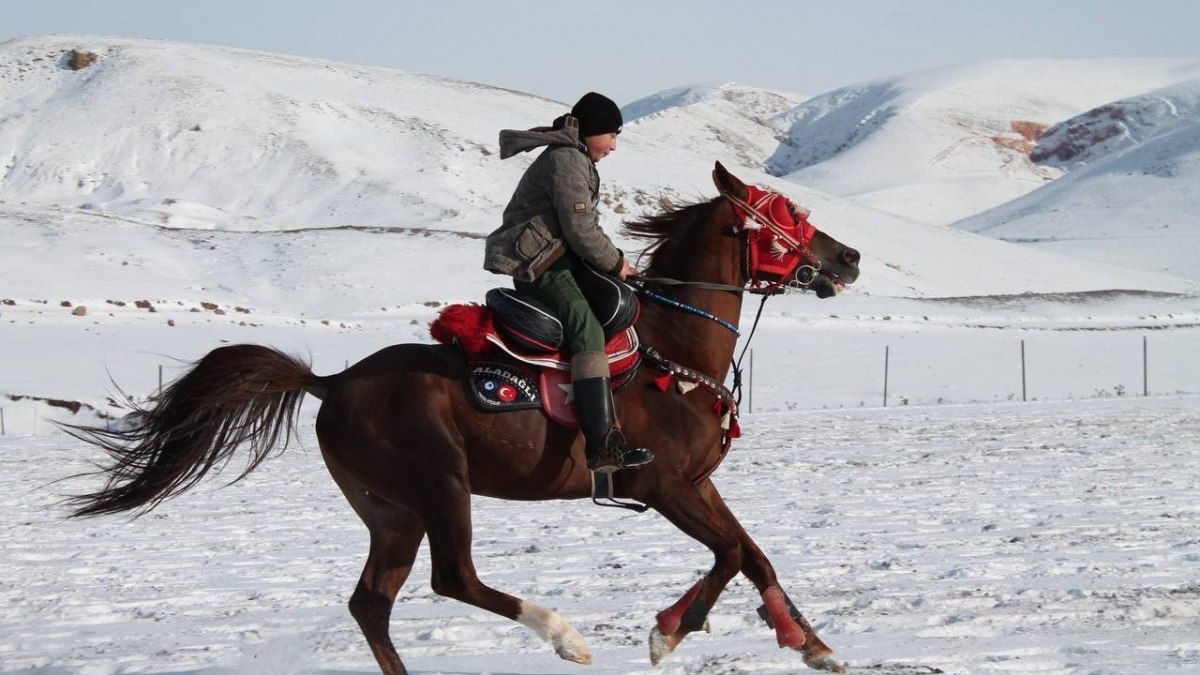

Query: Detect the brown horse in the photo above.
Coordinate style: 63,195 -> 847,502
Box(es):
65,162 -> 860,673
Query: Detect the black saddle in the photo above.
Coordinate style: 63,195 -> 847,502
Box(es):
486,265 -> 640,353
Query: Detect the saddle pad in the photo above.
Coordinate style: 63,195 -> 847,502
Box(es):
539,359 -> 641,427
465,362 -> 541,412
465,356 -> 640,424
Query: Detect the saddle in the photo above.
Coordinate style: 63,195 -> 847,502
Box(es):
431,267 -> 641,427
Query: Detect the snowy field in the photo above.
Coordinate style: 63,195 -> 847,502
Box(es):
2,394 -> 1198,675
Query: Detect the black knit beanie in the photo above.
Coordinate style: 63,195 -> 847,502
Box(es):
570,92 -> 623,137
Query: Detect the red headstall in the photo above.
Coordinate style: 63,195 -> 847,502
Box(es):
724,186 -> 819,293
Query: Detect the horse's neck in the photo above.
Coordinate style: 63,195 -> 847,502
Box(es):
638,289 -> 743,382
636,209 -> 745,381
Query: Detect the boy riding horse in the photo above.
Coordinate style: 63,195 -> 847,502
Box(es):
483,92 -> 653,472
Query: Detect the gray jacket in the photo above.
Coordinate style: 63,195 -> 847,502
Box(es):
483,116 -> 624,282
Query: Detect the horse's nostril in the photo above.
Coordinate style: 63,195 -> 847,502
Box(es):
842,248 -> 860,266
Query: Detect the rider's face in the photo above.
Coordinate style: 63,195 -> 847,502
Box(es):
585,132 -> 619,163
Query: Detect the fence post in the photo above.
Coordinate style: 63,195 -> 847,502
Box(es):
883,345 -> 889,408
748,348 -> 754,414
1143,335 -> 1148,397
158,364 -> 163,394
1021,339 -> 1027,402
1,407 -> 5,435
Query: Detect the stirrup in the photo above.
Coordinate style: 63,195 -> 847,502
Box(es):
619,444 -> 655,468
591,472 -> 649,513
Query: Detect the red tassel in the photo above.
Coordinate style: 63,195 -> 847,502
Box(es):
729,416 -> 742,439
712,400 -> 724,415
654,373 -> 672,391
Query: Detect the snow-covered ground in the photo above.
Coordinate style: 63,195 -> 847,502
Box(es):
4,395 -> 1198,674
3,34 -> 1200,675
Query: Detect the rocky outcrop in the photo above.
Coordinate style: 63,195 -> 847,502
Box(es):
990,120 -> 1048,156
1030,105 -> 1126,164
66,49 -> 98,70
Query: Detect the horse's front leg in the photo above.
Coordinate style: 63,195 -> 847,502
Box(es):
656,478 -> 846,673
718,489 -> 845,673
756,584 -> 842,672
644,479 -> 746,664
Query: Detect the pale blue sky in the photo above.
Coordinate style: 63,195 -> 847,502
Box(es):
4,0 -> 1199,105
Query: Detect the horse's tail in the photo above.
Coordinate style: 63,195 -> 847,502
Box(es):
64,344 -> 326,518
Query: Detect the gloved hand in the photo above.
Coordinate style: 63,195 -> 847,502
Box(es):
618,258 -> 639,281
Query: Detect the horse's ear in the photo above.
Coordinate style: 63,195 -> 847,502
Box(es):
712,161 -> 747,200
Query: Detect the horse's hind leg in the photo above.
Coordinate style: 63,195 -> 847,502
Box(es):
324,458 -> 426,675
349,506 -> 425,675
417,474 -> 592,665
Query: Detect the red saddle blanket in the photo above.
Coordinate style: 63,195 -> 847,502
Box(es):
430,303 -> 641,426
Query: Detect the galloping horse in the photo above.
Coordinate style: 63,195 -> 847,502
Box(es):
66,162 -> 860,673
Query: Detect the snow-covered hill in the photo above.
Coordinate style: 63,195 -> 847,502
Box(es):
4,35 -> 1193,306
954,77 -> 1200,280
765,60 -> 1200,225
621,82 -> 804,173
0,34 -> 557,232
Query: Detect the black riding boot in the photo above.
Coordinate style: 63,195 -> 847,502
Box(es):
573,376 -> 655,472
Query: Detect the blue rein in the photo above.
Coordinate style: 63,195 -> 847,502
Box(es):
632,285 -> 741,336
630,276 -> 773,409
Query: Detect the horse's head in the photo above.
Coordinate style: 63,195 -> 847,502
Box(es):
713,162 -> 860,298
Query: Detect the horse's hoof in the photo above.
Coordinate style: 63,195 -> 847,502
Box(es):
519,602 -> 591,664
553,631 -> 592,665
649,626 -> 680,666
802,653 -> 847,673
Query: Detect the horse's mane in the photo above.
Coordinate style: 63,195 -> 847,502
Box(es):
621,196 -> 720,272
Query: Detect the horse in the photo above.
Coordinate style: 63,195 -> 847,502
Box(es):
64,162 -> 861,674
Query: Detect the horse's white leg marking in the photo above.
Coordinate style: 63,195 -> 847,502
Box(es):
517,601 -> 592,665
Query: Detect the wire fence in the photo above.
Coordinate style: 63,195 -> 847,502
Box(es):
3,329 -> 1196,434
740,329 -> 1198,412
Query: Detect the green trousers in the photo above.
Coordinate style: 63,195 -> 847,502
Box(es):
514,256 -> 605,355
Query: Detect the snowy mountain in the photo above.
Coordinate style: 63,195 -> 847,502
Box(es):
764,60 -> 1200,225
3,35 -> 1191,305
621,82 -> 805,173
0,34 -> 558,232
1030,78 -> 1200,170
954,77 -> 1200,279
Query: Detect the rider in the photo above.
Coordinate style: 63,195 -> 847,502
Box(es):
484,91 -> 654,473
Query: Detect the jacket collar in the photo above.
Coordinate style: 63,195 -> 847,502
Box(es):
498,115 -> 587,159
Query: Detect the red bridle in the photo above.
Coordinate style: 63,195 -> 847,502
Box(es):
722,186 -> 821,294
